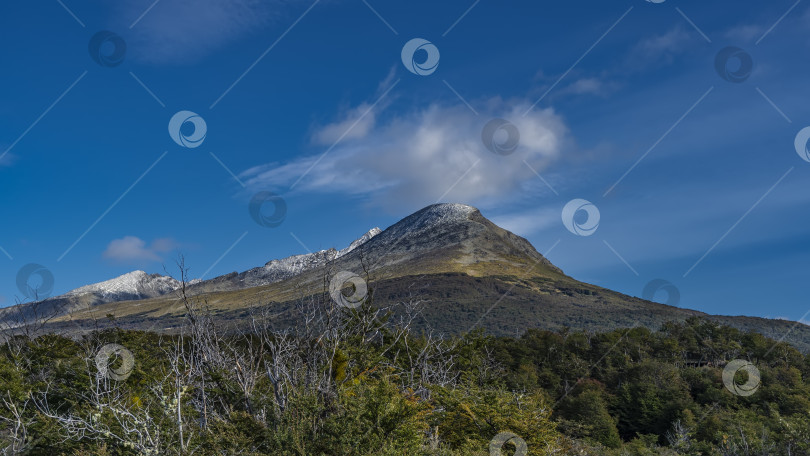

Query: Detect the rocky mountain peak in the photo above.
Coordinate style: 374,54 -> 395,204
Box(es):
64,270 -> 180,301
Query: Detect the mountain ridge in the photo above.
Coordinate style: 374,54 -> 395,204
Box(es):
0,226 -> 384,325
6,203 -> 810,352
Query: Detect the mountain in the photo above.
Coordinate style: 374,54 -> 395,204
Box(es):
0,271 -> 180,326
0,228 -> 384,326
65,270 -> 180,301
189,227 -> 382,294
9,203 -> 810,351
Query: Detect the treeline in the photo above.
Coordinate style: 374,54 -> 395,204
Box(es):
0,284 -> 809,455
489,319 -> 810,455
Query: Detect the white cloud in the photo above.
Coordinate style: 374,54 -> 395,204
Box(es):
636,27 -> 692,56
723,24 -> 766,43
625,27 -> 694,70
240,97 -> 570,212
121,0 -> 285,64
490,208 -> 560,237
312,68 -> 398,145
312,101 -> 380,145
0,151 -> 16,168
565,78 -> 604,95
556,77 -> 617,98
103,236 -> 177,263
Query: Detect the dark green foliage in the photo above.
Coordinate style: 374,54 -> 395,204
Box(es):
555,380 -> 621,448
2,316 -> 810,454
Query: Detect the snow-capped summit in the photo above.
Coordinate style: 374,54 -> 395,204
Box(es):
419,203 -> 477,222
65,270 -> 180,301
362,203 -> 479,248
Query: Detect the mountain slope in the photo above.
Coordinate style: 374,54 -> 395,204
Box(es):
17,203 -> 810,351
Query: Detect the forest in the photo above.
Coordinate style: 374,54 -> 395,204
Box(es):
0,279 -> 809,455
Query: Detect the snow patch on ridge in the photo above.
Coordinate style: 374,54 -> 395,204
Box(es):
65,270 -> 180,300
338,227 -> 382,257
243,227 -> 382,287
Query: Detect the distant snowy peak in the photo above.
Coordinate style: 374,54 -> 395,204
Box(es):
262,249 -> 338,276
262,227 -> 381,268
248,227 -> 382,286
65,270 -> 180,301
338,227 -> 382,258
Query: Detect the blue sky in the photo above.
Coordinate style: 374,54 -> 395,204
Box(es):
1,0 -> 810,322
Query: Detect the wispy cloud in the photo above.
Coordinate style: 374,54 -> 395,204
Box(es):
723,24 -> 767,43
625,26 -> 696,70
241,97 -> 570,212
530,26 -> 695,103
0,149 -> 15,168
103,236 -> 178,263
490,208 -> 560,237
121,0 -> 290,64
311,68 -> 398,145
557,77 -> 618,98
635,27 -> 693,56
